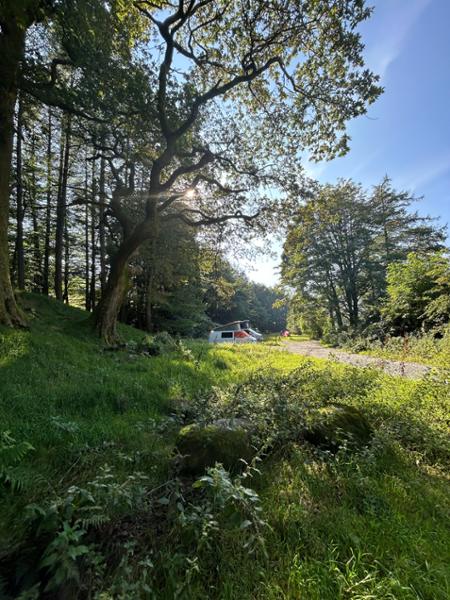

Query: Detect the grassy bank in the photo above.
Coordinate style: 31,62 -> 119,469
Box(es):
0,295 -> 449,598
359,331 -> 450,368
308,328 -> 450,368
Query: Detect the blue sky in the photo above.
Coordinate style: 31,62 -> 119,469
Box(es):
249,0 -> 450,285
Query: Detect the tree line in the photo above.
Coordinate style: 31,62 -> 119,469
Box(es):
0,0 -> 382,341
281,177 -> 448,340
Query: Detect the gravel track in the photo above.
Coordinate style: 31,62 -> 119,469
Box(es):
283,340 -> 430,379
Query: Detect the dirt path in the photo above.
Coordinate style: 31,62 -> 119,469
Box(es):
283,340 -> 430,379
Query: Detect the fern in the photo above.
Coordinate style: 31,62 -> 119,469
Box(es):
79,513 -> 110,530
0,431 -> 34,492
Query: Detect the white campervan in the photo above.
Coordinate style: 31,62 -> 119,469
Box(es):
208,320 -> 263,344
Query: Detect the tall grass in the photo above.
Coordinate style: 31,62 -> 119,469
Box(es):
359,328 -> 450,367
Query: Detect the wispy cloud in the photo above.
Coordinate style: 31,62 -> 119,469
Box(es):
367,0 -> 432,78
398,153 -> 450,191
302,159 -> 327,180
348,149 -> 383,179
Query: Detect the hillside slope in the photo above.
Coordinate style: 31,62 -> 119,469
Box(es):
0,294 -> 300,489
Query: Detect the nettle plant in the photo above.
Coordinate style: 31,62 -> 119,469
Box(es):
180,462 -> 269,557
178,365 -> 380,450
22,465 -> 151,596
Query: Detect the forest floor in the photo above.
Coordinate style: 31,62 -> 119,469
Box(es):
1,295 -> 449,598
282,339 -> 431,379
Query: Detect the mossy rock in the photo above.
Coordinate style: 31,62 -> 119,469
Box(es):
175,420 -> 254,475
303,404 -> 372,451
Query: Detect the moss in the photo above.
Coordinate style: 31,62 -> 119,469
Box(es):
304,404 -> 373,451
175,422 -> 254,475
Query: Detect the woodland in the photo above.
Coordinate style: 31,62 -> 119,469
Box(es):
0,1 -> 449,599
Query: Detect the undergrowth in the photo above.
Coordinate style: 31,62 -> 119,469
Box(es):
331,326 -> 450,368
0,294 -> 448,598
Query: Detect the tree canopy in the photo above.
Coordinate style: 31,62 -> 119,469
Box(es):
281,178 -> 446,337
382,251 -> 450,334
0,0 -> 382,339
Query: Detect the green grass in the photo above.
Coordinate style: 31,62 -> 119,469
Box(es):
0,294 -> 449,598
358,331 -> 450,368
0,295 -> 303,538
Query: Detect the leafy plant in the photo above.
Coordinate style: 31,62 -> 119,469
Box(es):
19,465 -> 151,596
97,540 -> 155,599
39,522 -> 91,592
0,431 -> 34,492
142,332 -> 179,356
181,464 -> 269,557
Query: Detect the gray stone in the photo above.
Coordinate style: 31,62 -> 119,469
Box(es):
303,404 -> 373,451
175,420 -> 254,475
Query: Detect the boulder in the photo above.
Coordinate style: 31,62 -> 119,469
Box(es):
175,419 -> 254,475
303,404 -> 372,451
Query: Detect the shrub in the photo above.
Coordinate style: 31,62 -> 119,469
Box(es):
174,365 -> 380,460
138,332 -> 179,356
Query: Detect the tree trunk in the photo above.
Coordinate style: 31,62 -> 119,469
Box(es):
345,281 -> 359,329
0,19 -> 26,326
89,159 -> 96,309
63,213 -> 69,304
84,203 -> 91,310
30,132 -> 43,291
94,224 -> 150,343
14,92 -> 25,289
84,159 -> 91,311
54,113 -> 71,301
326,271 -> 343,330
43,107 -> 53,295
98,149 -> 107,292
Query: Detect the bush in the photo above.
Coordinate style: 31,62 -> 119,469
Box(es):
357,325 -> 450,367
175,365 -> 380,461
152,331 -> 179,355
139,332 -> 179,356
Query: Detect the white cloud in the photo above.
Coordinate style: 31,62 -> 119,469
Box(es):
367,0 -> 432,78
302,159 -> 327,180
398,153 -> 450,191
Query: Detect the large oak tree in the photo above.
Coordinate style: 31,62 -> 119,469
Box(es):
1,0 -> 381,340
90,0 -> 382,342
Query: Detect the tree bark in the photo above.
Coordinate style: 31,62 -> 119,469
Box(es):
89,159 -> 97,309
63,212 -> 69,304
94,222 -> 152,343
30,132 -> 43,291
43,107 -> 53,295
0,18 -> 26,326
14,92 -> 25,289
54,113 -> 71,300
98,149 -> 107,292
84,159 -> 91,310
